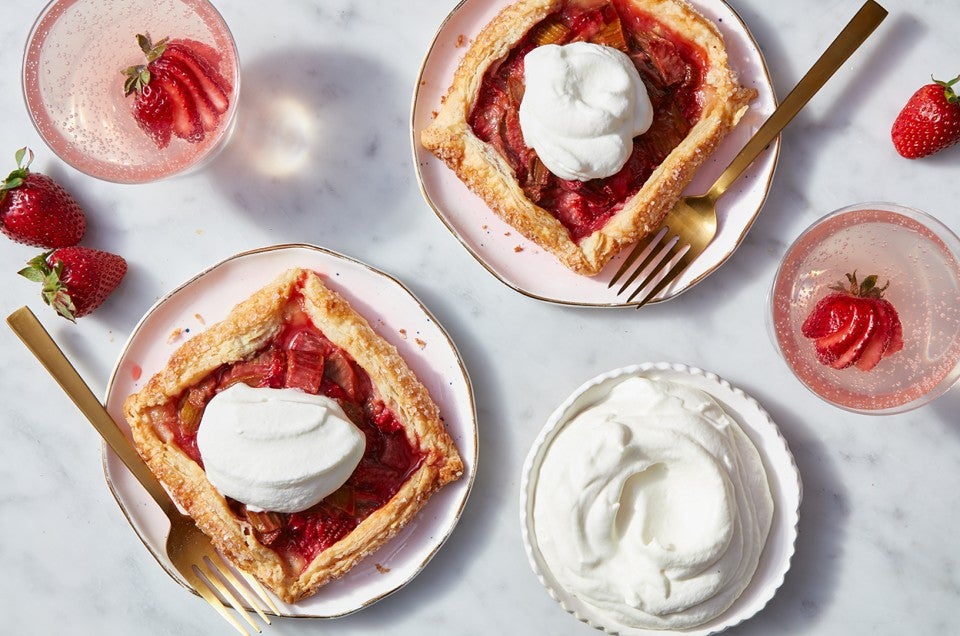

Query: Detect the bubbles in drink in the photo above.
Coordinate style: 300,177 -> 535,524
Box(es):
23,0 -> 238,183
772,205 -> 960,413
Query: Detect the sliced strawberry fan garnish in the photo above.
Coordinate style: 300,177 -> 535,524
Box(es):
122,33 -> 232,148
801,271 -> 904,372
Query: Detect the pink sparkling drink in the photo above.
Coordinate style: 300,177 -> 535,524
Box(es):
771,203 -> 960,414
22,0 -> 239,183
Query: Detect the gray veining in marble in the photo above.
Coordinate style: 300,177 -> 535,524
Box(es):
2,0 -> 959,634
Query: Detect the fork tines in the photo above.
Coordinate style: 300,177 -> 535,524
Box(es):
189,555 -> 280,635
608,227 -> 693,307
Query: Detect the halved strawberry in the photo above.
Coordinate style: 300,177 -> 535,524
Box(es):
802,271 -> 904,372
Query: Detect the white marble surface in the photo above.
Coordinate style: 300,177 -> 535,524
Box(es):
2,0 -> 959,634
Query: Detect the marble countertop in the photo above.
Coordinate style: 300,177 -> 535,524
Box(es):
2,0 -> 959,634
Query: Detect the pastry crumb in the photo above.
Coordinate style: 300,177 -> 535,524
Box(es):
375,563 -> 391,574
194,313 -> 206,325
456,34 -> 466,47
167,328 -> 184,344
399,328 -> 408,339
514,245 -> 524,253
415,338 -> 427,349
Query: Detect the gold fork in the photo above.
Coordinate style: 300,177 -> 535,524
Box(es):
609,0 -> 888,307
7,306 -> 280,635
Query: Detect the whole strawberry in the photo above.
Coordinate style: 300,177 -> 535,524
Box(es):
19,247 -> 127,322
0,147 -> 86,247
891,75 -> 960,159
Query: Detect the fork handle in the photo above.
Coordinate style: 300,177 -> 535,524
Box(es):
7,306 -> 180,517
707,0 -> 887,201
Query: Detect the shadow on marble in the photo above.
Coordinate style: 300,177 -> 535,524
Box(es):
816,13 -> 927,128
726,386 -> 850,634
206,47 -> 411,249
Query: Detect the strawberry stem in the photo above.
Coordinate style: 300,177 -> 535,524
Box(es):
933,75 -> 959,105
828,270 -> 890,299
1,146 -> 34,193
18,251 -> 78,322
122,33 -> 170,96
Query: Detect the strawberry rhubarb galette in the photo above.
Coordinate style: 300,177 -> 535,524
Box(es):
421,0 -> 756,275
123,269 -> 463,602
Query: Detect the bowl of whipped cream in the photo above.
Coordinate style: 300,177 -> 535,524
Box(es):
520,362 -> 801,635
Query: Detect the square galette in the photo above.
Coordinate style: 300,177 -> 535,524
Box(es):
421,0 -> 756,275
123,268 -> 463,602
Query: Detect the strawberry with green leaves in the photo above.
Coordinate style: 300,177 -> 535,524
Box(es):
0,147 -> 86,248
123,34 -> 232,148
801,272 -> 903,372
19,247 -> 127,322
891,75 -> 960,159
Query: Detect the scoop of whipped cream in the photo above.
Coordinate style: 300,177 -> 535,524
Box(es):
196,384 -> 365,513
519,42 -> 653,181
533,375 -> 772,629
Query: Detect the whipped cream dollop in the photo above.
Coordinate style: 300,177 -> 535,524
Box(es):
197,384 -> 365,513
519,42 -> 653,181
533,376 -> 773,629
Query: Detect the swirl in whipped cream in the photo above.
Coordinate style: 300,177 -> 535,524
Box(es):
533,376 -> 773,629
519,42 -> 653,181
197,384 -> 365,513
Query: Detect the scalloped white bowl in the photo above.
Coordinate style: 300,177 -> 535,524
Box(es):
519,362 -> 801,635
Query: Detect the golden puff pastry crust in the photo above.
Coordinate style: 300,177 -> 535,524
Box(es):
123,268 -> 463,602
421,0 -> 756,275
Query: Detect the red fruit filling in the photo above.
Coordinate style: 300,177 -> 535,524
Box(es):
147,298 -> 425,572
801,272 -> 904,372
468,1 -> 707,241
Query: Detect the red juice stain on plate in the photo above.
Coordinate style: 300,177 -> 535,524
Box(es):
131,364 -> 142,381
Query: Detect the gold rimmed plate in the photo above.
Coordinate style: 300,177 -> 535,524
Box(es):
102,244 -> 478,617
411,0 -> 779,306
520,362 -> 802,634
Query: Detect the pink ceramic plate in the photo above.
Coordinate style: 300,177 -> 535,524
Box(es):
102,244 -> 477,617
412,0 -> 778,306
